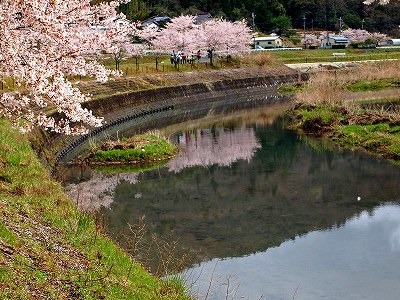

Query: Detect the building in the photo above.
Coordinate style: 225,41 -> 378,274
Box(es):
141,16 -> 171,29
320,35 -> 349,49
254,36 -> 283,49
194,13 -> 212,25
387,39 -> 400,45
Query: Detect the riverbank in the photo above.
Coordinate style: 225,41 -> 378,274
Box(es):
0,120 -> 190,299
2,65 -> 301,299
2,60 -> 398,298
287,60 -> 400,162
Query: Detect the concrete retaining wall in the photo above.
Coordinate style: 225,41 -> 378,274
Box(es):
55,73 -> 308,165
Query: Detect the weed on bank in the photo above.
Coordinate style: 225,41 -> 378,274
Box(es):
0,120 -> 189,299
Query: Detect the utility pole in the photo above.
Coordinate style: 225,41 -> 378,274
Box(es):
339,16 -> 343,34
252,12 -> 256,49
303,15 -> 306,49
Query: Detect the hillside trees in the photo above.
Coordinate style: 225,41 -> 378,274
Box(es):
119,0 -> 399,35
0,0 -> 133,134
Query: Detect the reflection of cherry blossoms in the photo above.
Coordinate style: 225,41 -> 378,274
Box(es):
167,127 -> 261,173
65,172 -> 138,211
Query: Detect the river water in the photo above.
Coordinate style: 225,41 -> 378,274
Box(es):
59,104 -> 400,300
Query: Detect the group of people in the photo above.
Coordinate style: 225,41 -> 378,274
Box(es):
170,50 -> 202,65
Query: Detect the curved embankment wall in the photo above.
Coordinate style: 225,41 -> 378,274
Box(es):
55,73 -> 308,164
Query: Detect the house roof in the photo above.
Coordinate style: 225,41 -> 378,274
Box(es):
195,13 -> 212,24
255,36 -> 282,41
332,37 -> 348,43
141,16 -> 171,27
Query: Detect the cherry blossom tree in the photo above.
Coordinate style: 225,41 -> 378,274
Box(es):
341,28 -> 388,45
370,32 -> 389,44
138,25 -> 165,70
0,0 -> 131,134
341,29 -> 372,43
151,15 -> 199,55
139,16 -> 252,66
131,43 -> 146,70
139,15 -> 200,68
301,34 -> 320,48
103,18 -> 137,71
199,19 -> 253,65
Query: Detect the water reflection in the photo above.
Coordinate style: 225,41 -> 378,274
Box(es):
167,127 -> 261,172
184,203 -> 400,300
61,168 -> 138,211
102,123 -> 400,263
59,106 -> 400,298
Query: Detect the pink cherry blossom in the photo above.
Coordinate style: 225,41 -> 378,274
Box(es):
301,34 -> 320,46
139,16 -> 252,65
199,18 -> 252,62
151,15 -> 200,54
0,0 -> 133,134
341,28 -> 388,44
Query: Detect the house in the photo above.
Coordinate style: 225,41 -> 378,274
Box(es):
194,13 -> 212,24
254,36 -> 283,49
320,35 -> 349,49
141,16 -> 171,29
386,39 -> 400,45
90,17 -> 131,31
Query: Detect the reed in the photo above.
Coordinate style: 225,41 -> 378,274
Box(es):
296,61 -> 400,105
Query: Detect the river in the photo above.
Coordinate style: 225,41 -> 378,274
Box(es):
58,103 -> 400,299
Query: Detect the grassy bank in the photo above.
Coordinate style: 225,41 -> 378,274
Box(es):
0,120 -> 190,299
288,102 -> 400,161
288,60 -> 400,162
88,132 -> 178,165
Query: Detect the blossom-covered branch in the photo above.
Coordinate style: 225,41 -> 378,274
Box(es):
0,0 -> 133,134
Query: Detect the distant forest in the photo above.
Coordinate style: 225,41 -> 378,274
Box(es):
119,0 -> 400,36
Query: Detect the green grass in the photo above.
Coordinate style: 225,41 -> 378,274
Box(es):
0,120 -> 190,299
278,83 -> 306,94
91,134 -> 178,164
94,160 -> 169,173
289,103 -> 400,161
293,104 -> 348,126
347,78 -> 400,92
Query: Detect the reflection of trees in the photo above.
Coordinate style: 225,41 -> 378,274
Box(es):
63,168 -> 138,211
103,120 -> 400,267
60,117 -> 400,271
167,127 -> 261,172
